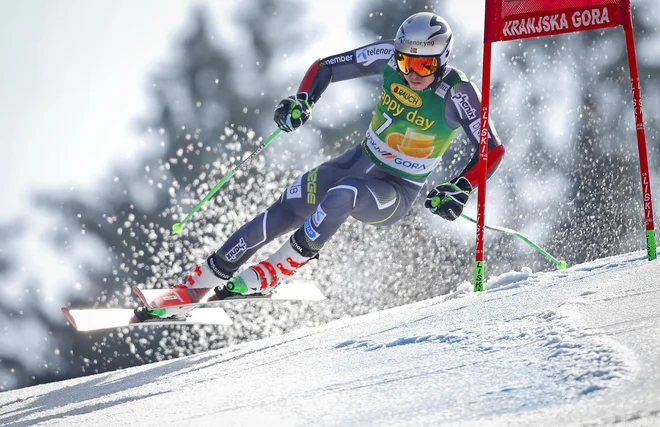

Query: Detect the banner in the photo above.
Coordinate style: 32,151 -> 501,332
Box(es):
486,0 -> 623,42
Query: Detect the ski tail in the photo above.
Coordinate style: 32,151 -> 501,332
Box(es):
61,307 -> 79,331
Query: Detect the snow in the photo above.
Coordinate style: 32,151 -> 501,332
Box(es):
1,251 -> 659,426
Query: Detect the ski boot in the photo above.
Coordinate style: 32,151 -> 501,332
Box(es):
171,254 -> 233,289
214,235 -> 317,299
133,255 -> 234,322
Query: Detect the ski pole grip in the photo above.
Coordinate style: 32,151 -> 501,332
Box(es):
428,196 -> 441,213
291,109 -> 301,119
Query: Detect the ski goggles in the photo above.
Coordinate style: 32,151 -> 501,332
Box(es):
395,52 -> 439,77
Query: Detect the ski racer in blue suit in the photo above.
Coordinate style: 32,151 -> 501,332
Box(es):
135,12 -> 506,320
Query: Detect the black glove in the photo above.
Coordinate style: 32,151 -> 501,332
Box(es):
425,176 -> 473,221
273,93 -> 313,132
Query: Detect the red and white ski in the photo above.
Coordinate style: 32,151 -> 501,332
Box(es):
133,281 -> 326,311
61,307 -> 232,332
62,282 -> 324,332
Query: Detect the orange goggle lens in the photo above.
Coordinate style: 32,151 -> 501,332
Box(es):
395,53 -> 439,77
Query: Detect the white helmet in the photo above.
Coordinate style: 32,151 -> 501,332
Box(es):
395,12 -> 454,73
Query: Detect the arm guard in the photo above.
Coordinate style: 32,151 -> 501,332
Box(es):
445,81 -> 505,188
297,40 -> 396,104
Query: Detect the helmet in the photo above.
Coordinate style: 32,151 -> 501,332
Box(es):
394,12 -> 454,76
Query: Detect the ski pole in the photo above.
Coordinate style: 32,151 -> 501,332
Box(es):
460,213 -> 567,270
172,127 -> 284,235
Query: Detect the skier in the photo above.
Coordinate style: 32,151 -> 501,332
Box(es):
136,11 -> 505,319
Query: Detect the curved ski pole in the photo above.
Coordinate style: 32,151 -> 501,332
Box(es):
460,213 -> 567,270
172,128 -> 284,234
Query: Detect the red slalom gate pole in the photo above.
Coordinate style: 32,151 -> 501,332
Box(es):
621,0 -> 657,260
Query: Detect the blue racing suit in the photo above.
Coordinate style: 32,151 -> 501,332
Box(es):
207,40 -> 505,279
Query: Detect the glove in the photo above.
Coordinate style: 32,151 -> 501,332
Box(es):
425,176 -> 473,221
273,93 -> 313,132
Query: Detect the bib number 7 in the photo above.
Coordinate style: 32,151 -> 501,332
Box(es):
374,112 -> 392,135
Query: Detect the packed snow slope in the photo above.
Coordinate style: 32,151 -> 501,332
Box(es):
1,251 -> 659,427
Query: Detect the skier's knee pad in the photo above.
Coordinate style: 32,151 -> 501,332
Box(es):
321,177 -> 361,215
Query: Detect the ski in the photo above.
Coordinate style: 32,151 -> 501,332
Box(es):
133,281 -> 326,311
61,307 -> 232,332
61,282 -> 324,332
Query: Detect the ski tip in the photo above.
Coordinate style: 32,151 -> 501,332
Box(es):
61,307 -> 78,331
132,286 -> 152,310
